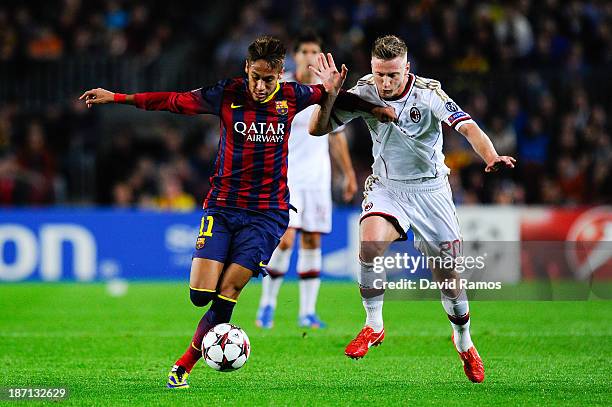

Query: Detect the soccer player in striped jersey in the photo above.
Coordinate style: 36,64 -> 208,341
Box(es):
256,32 -> 358,329
80,36 -> 396,389
309,35 -> 516,383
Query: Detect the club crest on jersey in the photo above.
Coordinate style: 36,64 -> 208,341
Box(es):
275,100 -> 288,115
445,101 -> 459,112
195,237 -> 206,250
364,202 -> 373,211
410,107 -> 421,123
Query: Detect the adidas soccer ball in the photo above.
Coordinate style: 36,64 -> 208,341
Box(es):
202,323 -> 251,371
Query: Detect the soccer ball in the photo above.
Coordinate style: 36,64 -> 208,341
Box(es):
202,323 -> 250,371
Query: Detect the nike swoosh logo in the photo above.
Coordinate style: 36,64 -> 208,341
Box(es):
231,103 -> 243,109
368,332 -> 382,349
259,261 -> 268,267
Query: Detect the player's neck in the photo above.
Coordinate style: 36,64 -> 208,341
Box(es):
296,69 -> 315,84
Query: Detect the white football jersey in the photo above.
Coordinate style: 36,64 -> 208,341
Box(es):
284,72 -> 343,189
331,73 -> 475,180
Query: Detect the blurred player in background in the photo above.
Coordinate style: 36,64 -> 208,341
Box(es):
80,36 -> 395,389
256,33 -> 357,329
309,35 -> 516,383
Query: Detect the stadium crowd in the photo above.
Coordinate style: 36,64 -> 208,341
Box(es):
0,0 -> 610,208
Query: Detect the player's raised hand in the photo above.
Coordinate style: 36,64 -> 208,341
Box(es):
309,53 -> 348,96
79,88 -> 115,108
372,106 -> 398,123
485,155 -> 516,172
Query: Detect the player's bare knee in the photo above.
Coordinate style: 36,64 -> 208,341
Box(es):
278,229 -> 296,250
301,232 -> 320,249
360,241 -> 387,263
189,288 -> 216,307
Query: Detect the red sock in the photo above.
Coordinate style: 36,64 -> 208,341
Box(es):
175,310 -> 215,372
176,342 -> 201,373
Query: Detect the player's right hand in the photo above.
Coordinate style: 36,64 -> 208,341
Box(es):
485,155 -> 516,172
79,88 -> 115,108
309,53 -> 348,96
372,106 -> 397,123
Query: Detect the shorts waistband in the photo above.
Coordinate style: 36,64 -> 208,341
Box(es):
376,175 -> 448,193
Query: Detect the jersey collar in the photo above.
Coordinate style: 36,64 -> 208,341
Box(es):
382,73 -> 414,102
259,82 -> 281,103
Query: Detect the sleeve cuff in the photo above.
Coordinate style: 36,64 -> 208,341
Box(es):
453,118 -> 475,131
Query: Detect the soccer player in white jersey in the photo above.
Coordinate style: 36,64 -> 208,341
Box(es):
256,33 -> 358,329
308,35 -> 515,383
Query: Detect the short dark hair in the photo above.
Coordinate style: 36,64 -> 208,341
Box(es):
294,31 -> 323,52
372,35 -> 408,60
247,35 -> 286,70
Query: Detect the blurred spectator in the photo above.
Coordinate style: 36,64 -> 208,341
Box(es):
112,181 -> 133,207
154,173 -> 196,212
493,5 -> 534,58
28,26 -> 63,60
16,122 -> 57,203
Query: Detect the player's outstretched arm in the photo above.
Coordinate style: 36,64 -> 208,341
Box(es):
458,122 -> 516,172
79,87 -> 213,115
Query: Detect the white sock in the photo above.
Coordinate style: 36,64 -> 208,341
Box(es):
262,276 -> 285,309
259,247 -> 292,309
363,297 -> 384,331
306,278 -> 320,315
259,276 -> 272,308
359,259 -> 384,332
441,291 -> 473,352
297,248 -> 321,318
451,319 -> 473,353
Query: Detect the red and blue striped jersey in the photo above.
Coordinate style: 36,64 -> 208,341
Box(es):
133,77 -> 325,211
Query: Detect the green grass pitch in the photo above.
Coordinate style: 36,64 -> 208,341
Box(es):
0,282 -> 610,406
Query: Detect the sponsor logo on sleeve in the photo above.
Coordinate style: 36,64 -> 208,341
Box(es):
448,111 -> 468,125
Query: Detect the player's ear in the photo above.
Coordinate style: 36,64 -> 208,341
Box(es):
244,60 -> 249,75
279,68 -> 285,81
406,61 -> 411,75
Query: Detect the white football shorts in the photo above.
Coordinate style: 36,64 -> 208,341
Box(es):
360,175 -> 462,257
288,187 -> 332,233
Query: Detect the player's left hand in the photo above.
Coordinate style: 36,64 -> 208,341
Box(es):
372,106 -> 397,123
79,88 -> 114,108
343,172 -> 358,202
309,53 -> 348,96
485,156 -> 516,172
